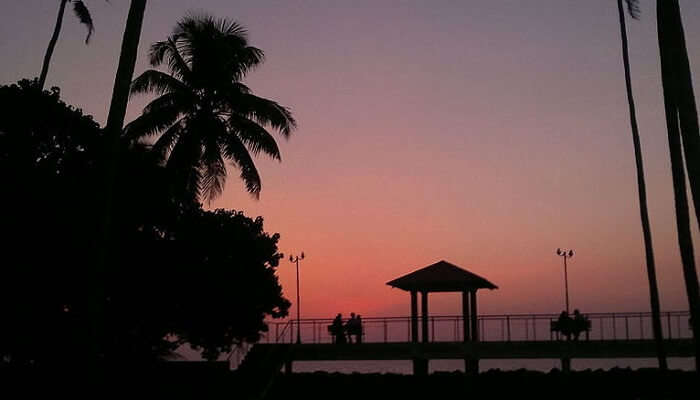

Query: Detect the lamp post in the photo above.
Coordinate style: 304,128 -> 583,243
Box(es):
289,252 -> 305,344
556,248 -> 574,314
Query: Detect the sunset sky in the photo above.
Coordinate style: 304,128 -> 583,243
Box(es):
2,0 -> 700,319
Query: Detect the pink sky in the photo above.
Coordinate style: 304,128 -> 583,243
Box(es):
1,1 -> 700,319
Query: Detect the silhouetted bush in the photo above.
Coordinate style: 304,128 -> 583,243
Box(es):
0,80 -> 290,369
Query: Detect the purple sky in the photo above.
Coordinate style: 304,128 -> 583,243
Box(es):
2,0 -> 700,318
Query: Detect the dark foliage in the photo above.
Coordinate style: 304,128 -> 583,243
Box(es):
126,14 -> 296,201
0,80 -> 289,367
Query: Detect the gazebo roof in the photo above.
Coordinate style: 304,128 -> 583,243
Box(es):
386,260 -> 498,292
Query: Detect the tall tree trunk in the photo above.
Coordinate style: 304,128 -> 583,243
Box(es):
664,1 -> 700,231
657,0 -> 700,372
90,0 -> 147,372
617,0 -> 667,370
39,0 -> 69,90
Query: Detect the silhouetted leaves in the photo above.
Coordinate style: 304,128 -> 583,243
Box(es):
126,14 -> 296,201
0,80 -> 289,367
72,1 -> 95,43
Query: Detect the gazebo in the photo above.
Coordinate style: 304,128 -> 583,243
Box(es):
386,260 -> 498,374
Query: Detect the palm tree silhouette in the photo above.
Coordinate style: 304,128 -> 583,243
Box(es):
125,14 -> 296,201
39,1 -> 106,89
94,0 -> 147,376
616,0 -> 666,370
657,0 -> 700,370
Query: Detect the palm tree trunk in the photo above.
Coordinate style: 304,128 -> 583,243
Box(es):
657,0 -> 700,372
665,1 -> 700,232
91,0 -> 147,370
39,0 -> 69,90
617,0 -> 667,370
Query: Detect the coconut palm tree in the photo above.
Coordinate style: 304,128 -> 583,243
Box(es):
125,14 -> 296,201
657,0 -> 700,371
658,2 -> 700,232
39,1 -> 105,90
616,0 -> 667,370
94,0 -> 147,370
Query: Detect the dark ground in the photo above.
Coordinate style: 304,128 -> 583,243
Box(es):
266,369 -> 698,400
1,365 -> 696,399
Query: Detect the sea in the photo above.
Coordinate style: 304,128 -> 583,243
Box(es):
290,358 -> 695,374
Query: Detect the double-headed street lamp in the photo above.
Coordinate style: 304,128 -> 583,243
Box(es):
556,248 -> 574,314
289,251 -> 305,344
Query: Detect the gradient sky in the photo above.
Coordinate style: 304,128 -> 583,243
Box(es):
2,0 -> 700,319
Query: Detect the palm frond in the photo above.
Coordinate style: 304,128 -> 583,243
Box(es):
228,115 -> 281,160
148,40 -> 193,83
151,117 -> 186,162
626,0 -> 640,19
130,69 -> 189,97
230,93 -> 296,138
171,14 -> 264,82
167,132 -> 204,200
227,46 -> 265,80
124,93 -> 188,140
222,133 -> 262,197
72,1 -> 94,44
199,136 -> 227,202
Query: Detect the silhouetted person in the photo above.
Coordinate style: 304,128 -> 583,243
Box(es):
346,313 -> 357,343
572,309 -> 587,340
329,313 -> 346,344
557,311 -> 573,340
355,314 -> 363,344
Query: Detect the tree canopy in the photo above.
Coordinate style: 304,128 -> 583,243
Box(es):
0,80 -> 290,366
125,14 -> 296,201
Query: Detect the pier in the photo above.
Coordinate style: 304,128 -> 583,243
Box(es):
234,261 -> 695,378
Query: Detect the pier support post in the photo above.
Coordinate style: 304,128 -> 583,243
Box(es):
413,358 -> 428,376
561,358 -> 571,372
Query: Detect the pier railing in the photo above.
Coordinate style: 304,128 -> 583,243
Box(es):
264,311 -> 692,344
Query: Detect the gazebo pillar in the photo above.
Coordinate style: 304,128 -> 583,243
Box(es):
469,290 -> 480,374
462,290 -> 473,373
421,291 -> 429,343
410,290 -> 418,343
470,290 -> 479,342
462,290 -> 471,341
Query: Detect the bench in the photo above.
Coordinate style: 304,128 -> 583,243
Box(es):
550,317 -> 591,340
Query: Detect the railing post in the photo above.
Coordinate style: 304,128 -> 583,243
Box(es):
612,314 -> 616,340
600,317 -> 604,341
525,317 -> 529,341
507,316 -> 511,342
313,320 -> 317,343
625,316 -> 629,340
480,318 -> 484,342
384,319 -> 388,343
431,316 -> 436,342
533,316 -> 537,341
502,319 -> 505,341
639,313 -> 644,339
667,313 -> 672,339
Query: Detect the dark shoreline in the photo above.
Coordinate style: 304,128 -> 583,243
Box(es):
266,368 -> 698,400
1,366 -> 696,399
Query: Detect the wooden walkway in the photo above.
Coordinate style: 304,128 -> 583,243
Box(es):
275,339 -> 695,361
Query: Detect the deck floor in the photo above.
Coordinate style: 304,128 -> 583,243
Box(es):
266,339 -> 695,361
